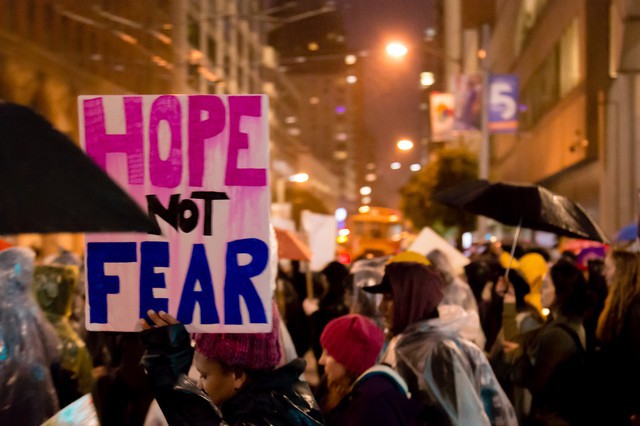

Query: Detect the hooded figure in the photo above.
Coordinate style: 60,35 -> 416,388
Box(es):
0,247 -> 61,425
33,264 -> 94,407
365,261 -> 516,426
518,253 -> 548,317
345,255 -> 390,327
427,249 -> 485,348
427,249 -> 478,313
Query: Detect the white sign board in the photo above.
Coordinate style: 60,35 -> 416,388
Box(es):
78,95 -> 272,332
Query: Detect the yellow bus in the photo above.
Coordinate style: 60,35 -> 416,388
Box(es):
337,207 -> 405,263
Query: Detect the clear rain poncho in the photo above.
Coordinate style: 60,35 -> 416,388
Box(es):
0,247 -> 61,425
347,255 -> 390,327
382,312 -> 517,426
33,264 -> 93,407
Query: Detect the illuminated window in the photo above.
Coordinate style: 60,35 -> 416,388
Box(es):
559,19 -> 581,96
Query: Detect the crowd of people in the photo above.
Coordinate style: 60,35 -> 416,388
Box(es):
1,235 -> 639,425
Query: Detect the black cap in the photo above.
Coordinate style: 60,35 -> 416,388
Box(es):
362,274 -> 391,294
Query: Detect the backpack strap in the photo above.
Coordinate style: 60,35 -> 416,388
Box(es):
552,322 -> 584,353
356,364 -> 411,398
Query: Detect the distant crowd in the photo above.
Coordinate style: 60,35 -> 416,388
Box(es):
1,238 -> 639,425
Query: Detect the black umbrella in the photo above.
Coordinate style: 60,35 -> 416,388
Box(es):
433,179 -> 608,243
0,102 -> 158,234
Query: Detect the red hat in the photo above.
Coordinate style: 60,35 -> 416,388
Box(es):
320,314 -> 385,376
194,304 -> 282,370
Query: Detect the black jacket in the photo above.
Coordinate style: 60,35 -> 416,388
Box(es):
141,324 -> 325,425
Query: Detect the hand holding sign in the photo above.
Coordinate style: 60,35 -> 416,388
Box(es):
139,310 -> 179,330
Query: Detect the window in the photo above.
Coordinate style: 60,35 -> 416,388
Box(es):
188,17 -> 200,48
559,19 -> 581,96
207,36 -> 217,64
519,19 -> 581,130
520,48 -> 559,129
515,0 -> 551,53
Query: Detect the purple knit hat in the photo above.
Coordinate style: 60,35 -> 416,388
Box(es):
320,314 -> 385,376
193,303 -> 282,370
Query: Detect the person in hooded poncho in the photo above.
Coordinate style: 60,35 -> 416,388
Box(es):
0,247 -> 61,425
364,260 -> 517,426
33,264 -> 94,408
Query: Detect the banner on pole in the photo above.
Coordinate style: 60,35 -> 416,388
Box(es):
429,92 -> 455,141
488,74 -> 519,133
452,73 -> 482,131
78,95 -> 272,333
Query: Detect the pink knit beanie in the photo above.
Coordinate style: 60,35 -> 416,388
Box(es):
193,303 -> 282,370
320,314 -> 385,376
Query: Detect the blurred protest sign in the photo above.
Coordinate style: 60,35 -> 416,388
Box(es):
43,394 -> 98,426
408,227 -> 470,275
79,95 -> 271,332
302,211 -> 336,271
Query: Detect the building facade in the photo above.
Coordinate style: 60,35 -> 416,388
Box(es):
269,2 -> 360,213
0,0 -> 310,252
603,0 -> 640,236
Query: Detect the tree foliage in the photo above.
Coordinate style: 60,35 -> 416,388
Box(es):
400,146 -> 478,232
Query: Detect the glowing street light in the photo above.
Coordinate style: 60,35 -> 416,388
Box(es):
386,42 -> 408,58
420,71 -> 435,88
390,162 -> 401,170
345,54 -> 357,65
396,139 -> 414,151
359,186 -> 372,196
288,172 -> 309,183
410,163 -> 422,172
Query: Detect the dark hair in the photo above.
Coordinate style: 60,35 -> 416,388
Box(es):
508,269 -> 531,311
465,259 -> 499,303
560,250 -> 578,263
320,261 -> 349,308
550,260 -> 588,318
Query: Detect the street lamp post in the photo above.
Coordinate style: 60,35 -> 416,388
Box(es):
478,24 -> 491,236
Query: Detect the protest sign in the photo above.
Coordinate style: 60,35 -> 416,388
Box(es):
78,95 -> 271,332
301,211 -> 336,272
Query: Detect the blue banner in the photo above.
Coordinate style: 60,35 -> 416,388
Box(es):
488,75 -> 519,133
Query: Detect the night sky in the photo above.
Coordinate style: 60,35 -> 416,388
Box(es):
340,0 -> 434,209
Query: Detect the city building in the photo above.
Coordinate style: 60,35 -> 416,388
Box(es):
0,0 -> 310,252
488,0 -> 610,231
268,1 -> 361,213
436,0 -> 620,236
603,0 -> 640,236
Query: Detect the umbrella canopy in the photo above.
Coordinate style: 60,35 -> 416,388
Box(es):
273,226 -> 312,261
615,222 -> 638,242
0,102 -> 157,234
434,179 -> 608,243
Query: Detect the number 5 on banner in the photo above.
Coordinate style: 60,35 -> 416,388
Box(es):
488,74 -> 519,133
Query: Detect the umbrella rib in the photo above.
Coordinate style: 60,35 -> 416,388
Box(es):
505,217 -> 523,277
